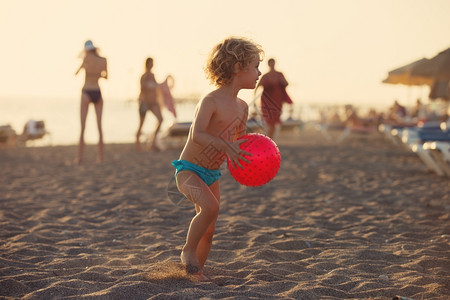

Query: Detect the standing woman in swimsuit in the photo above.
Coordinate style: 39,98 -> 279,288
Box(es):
135,57 -> 163,151
75,40 -> 108,164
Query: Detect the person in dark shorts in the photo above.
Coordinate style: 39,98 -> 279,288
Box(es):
75,40 -> 108,164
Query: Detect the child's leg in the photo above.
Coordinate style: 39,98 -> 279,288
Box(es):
176,171 -> 219,272
195,180 -> 220,268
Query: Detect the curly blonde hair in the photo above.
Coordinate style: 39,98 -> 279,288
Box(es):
204,37 -> 264,87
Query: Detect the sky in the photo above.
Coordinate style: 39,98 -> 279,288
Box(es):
1,0 -> 449,110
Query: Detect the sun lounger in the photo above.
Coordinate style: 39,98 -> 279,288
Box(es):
417,130 -> 450,142
423,141 -> 450,176
379,120 -> 450,176
401,124 -> 450,176
158,122 -> 190,149
165,122 -> 191,137
410,143 -> 446,176
19,120 -> 51,146
313,122 -> 347,142
281,118 -> 303,132
379,124 -> 399,145
0,124 -> 17,147
401,127 -> 450,144
246,118 -> 264,133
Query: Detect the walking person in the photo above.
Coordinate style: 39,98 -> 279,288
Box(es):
135,57 -> 163,151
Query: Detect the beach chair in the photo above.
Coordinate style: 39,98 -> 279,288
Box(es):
402,124 -> 450,176
312,121 -> 346,142
420,120 -> 450,176
423,141 -> 450,176
19,120 -> 51,146
316,122 -> 377,143
160,118 -> 266,141
159,118 -> 270,149
281,118 -> 304,133
159,121 -> 191,149
379,124 -> 399,145
163,121 -> 191,137
246,117 -> 265,133
0,124 -> 17,147
410,143 -> 446,176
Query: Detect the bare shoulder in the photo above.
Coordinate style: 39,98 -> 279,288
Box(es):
192,92 -> 217,118
140,72 -> 149,83
199,91 -> 219,107
95,55 -> 106,63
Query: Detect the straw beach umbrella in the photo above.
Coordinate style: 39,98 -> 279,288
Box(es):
382,58 -> 433,86
410,47 -> 450,81
428,80 -> 449,100
382,58 -> 433,105
409,47 -> 450,100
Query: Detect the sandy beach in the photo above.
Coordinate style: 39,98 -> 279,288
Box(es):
1,128 -> 449,299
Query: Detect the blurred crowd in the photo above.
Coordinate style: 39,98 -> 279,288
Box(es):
318,98 -> 449,131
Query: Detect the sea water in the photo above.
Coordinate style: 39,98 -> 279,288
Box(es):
0,94 -> 318,146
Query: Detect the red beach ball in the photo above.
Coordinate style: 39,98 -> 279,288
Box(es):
227,133 -> 281,187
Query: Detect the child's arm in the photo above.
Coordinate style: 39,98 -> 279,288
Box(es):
236,100 -> 249,138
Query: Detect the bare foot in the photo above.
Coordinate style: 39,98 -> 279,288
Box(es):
185,263 -> 201,274
190,270 -> 209,282
96,153 -> 104,163
180,250 -> 207,280
135,140 -> 141,151
180,250 -> 198,268
183,263 -> 208,281
150,143 -> 161,152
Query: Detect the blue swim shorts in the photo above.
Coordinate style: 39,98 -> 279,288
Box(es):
172,159 -> 222,186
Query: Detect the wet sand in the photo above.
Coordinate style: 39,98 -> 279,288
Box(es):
1,128 -> 449,299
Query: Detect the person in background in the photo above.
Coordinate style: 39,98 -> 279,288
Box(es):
389,100 -> 407,122
255,58 -> 292,139
135,57 -> 163,151
410,98 -> 428,122
75,40 -> 108,164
